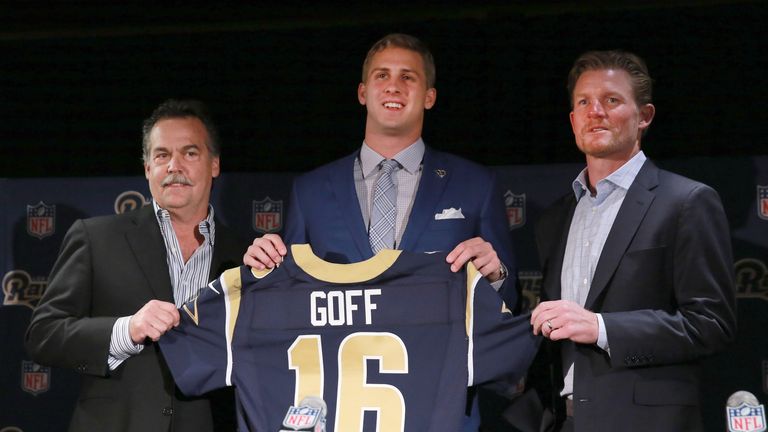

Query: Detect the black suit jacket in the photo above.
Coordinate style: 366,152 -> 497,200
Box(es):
25,205 -> 246,432
533,160 -> 736,432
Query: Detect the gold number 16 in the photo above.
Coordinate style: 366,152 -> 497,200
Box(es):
288,332 -> 408,431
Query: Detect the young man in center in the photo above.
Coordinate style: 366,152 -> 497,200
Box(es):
245,33 -> 521,430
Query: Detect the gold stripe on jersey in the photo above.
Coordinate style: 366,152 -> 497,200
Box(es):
182,299 -> 200,326
221,269 -> 242,346
292,244 -> 401,283
465,261 -> 482,337
251,266 -> 274,279
465,262 -> 482,386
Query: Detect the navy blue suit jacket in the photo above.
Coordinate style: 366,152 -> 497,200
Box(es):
284,146 -> 517,306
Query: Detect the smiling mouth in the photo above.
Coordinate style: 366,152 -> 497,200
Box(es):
383,102 -> 403,109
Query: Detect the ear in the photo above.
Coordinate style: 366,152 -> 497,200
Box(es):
638,103 -> 655,132
144,162 -> 151,180
569,110 -> 576,134
357,82 -> 367,106
424,88 -> 437,110
211,156 -> 220,178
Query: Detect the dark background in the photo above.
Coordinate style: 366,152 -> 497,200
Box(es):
1,0 -> 766,178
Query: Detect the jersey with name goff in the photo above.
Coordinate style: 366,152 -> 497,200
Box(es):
159,244 -> 538,432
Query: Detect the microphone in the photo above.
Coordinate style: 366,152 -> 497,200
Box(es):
725,390 -> 765,432
279,396 -> 327,432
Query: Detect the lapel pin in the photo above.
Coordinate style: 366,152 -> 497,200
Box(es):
435,169 -> 447,178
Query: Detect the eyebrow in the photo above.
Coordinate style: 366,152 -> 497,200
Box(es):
370,66 -> 420,76
151,143 -> 202,154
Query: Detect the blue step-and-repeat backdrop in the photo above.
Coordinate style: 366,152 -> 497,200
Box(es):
2,156 -> 767,431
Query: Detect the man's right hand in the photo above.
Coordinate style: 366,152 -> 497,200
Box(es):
243,233 -> 287,270
129,300 -> 180,344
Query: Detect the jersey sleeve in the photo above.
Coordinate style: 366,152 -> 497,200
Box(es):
159,266 -> 245,396
466,263 -> 541,386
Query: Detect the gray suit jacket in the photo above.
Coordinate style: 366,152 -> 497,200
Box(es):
25,205 -> 246,432
533,160 -> 737,432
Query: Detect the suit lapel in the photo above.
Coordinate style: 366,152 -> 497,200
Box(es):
330,152 -> 373,259
209,222 -> 242,281
125,206 -> 174,302
399,148 -> 450,251
585,161 -> 659,309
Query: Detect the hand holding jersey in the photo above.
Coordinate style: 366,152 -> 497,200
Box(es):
244,233 -> 505,282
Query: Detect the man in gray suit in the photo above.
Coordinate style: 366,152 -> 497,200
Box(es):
26,99 -> 246,431
529,50 -> 736,431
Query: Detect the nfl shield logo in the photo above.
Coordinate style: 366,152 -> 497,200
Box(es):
282,404 -> 322,430
727,402 -> 766,432
26,201 -> 56,239
253,197 -> 283,234
21,360 -> 50,395
758,186 -> 768,221
504,191 -> 526,230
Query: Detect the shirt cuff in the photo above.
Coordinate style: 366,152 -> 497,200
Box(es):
108,316 -> 145,371
596,313 -> 610,355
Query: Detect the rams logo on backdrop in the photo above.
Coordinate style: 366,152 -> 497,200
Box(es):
253,197 -> 283,234
21,360 -> 50,396
26,201 -> 55,240
758,185 -> 768,221
734,258 -> 768,302
518,270 -> 542,312
114,190 -> 150,214
2,270 -> 47,310
504,191 -> 526,230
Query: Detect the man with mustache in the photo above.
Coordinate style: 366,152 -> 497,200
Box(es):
26,99 -> 247,431
527,50 -> 736,431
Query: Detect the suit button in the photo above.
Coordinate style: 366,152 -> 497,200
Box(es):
76,364 -> 87,372
162,407 -> 174,416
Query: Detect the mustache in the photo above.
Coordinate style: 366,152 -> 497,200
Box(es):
161,173 -> 193,187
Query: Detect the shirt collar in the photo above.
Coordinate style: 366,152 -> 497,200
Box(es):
572,150 -> 647,201
360,138 -> 425,178
152,200 -> 216,241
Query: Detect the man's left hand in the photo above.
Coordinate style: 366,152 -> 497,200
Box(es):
531,300 -> 599,344
446,237 -> 503,282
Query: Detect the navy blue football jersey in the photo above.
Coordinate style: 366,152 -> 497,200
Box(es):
160,244 -> 538,432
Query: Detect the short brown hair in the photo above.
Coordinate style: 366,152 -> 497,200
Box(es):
362,33 -> 436,89
567,50 -> 653,108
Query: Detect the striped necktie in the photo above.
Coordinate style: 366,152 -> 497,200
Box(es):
369,159 -> 399,253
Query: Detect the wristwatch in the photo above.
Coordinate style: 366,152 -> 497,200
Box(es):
496,263 -> 508,281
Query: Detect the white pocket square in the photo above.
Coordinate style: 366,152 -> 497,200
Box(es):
434,207 -> 465,220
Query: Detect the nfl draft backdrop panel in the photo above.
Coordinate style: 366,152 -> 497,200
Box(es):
1,157 -> 767,431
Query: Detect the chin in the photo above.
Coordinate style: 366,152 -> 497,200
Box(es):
159,196 -> 188,209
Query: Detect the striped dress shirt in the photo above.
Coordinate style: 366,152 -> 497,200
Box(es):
108,202 -> 215,370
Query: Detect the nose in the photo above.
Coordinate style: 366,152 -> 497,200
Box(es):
167,152 -> 182,172
384,77 -> 401,94
587,100 -> 606,118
